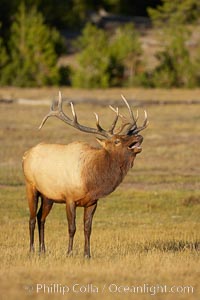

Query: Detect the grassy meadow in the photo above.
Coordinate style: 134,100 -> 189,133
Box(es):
0,88 -> 200,300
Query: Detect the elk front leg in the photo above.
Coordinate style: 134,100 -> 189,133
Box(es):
37,197 -> 53,253
66,201 -> 76,256
84,201 -> 98,258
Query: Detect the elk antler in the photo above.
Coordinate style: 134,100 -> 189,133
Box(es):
39,91 -> 119,138
39,92 -> 148,137
110,95 -> 148,135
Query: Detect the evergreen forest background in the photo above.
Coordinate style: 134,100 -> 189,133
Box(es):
0,0 -> 200,88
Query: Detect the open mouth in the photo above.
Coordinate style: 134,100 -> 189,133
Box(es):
128,141 -> 141,149
128,141 -> 142,152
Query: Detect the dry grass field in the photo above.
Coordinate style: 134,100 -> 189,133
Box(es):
0,88 -> 200,300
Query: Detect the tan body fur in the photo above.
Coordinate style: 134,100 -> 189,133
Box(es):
23,139 -> 136,206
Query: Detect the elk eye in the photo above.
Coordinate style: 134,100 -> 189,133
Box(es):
114,139 -> 121,145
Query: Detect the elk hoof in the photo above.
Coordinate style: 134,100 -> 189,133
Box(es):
67,250 -> 73,257
29,245 -> 35,253
39,244 -> 46,254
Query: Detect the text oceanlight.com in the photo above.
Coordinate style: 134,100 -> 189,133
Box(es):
24,283 -> 194,296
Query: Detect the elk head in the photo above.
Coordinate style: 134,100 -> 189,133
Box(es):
39,92 -> 148,157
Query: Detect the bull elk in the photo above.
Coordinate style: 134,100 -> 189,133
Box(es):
22,92 -> 148,258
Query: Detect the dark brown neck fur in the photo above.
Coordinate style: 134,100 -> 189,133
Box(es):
81,147 -> 135,200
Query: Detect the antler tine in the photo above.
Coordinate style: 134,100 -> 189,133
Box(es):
93,112 -> 106,133
135,109 -> 139,121
38,101 -> 58,130
109,105 -> 124,120
121,94 -> 139,132
38,91 -> 64,130
121,94 -> 149,135
70,102 -> 77,123
126,109 -> 139,131
109,105 -> 131,135
58,90 -> 62,110
140,110 -> 149,130
144,110 -> 148,125
94,112 -> 100,130
38,114 -> 50,130
129,110 -> 149,134
121,94 -> 135,121
108,106 -> 120,134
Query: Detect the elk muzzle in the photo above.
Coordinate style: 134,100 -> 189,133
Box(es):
128,135 -> 143,154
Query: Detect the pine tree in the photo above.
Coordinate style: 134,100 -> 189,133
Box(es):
0,32 -> 8,68
71,23 -> 142,88
109,23 -> 142,86
148,0 -> 200,87
148,0 -> 200,27
2,3 -> 61,86
71,23 -> 110,88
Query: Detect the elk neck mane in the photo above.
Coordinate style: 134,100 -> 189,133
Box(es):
80,141 -> 134,198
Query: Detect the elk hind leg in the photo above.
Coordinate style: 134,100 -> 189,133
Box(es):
26,182 -> 39,252
37,196 -> 53,253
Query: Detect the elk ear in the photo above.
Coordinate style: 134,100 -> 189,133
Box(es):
96,137 -> 106,147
